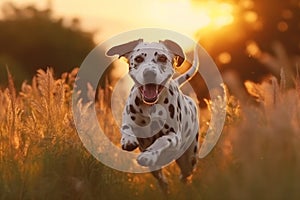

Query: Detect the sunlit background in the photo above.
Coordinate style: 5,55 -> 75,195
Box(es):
0,0 -> 235,43
0,0 -> 300,89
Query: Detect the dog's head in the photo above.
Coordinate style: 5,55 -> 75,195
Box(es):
107,39 -> 185,104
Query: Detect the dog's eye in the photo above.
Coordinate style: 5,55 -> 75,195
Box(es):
157,55 -> 167,63
134,56 -> 144,63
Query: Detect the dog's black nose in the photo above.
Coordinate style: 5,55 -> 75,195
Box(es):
143,69 -> 157,82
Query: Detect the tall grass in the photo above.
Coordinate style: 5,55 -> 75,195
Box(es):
0,68 -> 129,200
0,62 -> 299,199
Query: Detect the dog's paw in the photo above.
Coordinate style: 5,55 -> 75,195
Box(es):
137,151 -> 159,167
121,135 -> 138,151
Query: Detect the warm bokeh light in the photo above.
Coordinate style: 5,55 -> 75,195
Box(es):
244,11 -> 258,23
218,52 -> 232,64
277,21 -> 289,32
239,0 -> 254,9
246,40 -> 262,58
281,9 -> 293,19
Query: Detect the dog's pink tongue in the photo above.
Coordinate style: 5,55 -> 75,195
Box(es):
143,84 -> 158,100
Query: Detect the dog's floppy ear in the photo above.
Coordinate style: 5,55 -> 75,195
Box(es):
159,39 -> 185,67
106,39 -> 143,58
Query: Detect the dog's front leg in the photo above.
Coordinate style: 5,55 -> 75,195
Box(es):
120,124 -> 139,151
137,132 -> 182,167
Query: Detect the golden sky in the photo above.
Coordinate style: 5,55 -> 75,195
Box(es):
1,0 -> 235,45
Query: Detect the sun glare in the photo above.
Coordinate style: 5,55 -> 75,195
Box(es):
149,0 -> 235,38
198,2 -> 234,28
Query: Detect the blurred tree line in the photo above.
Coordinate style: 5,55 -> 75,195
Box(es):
0,3 -> 95,86
198,0 -> 300,82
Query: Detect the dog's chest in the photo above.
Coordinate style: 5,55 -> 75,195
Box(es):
126,84 -> 195,151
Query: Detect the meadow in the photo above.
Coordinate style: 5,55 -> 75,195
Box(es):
0,64 -> 299,200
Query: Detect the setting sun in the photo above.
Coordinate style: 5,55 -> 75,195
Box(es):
147,0 -> 235,38
194,1 -> 234,28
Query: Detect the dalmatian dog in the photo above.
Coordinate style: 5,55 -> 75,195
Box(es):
106,39 -> 199,191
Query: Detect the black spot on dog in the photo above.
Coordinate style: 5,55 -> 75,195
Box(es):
158,110 -> 163,115
179,113 -> 182,121
122,125 -> 130,130
196,133 -> 199,141
169,104 -> 175,118
185,74 -> 190,80
188,101 -> 193,106
169,88 -> 174,96
141,120 -> 146,125
164,98 -> 169,104
131,116 -> 136,121
145,53 -> 147,57
164,124 -> 169,129
184,106 -> 188,115
135,97 -> 141,106
154,52 -> 158,56
158,130 -> 164,137
129,105 -> 136,114
139,108 -> 143,113
175,85 -> 179,92
137,49 -> 140,51
177,97 -> 181,109
191,112 -> 195,121
170,127 -> 175,133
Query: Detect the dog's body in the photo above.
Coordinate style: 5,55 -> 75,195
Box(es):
107,39 -> 199,191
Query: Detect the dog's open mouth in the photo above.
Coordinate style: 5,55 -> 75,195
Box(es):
139,84 -> 164,104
